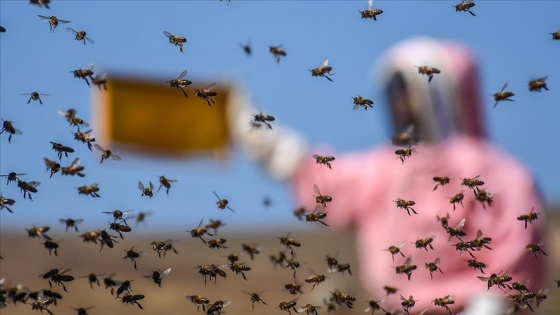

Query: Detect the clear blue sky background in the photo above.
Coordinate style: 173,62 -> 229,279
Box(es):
1,1 -> 559,234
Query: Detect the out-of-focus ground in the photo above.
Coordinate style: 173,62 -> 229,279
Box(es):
1,208 -> 559,315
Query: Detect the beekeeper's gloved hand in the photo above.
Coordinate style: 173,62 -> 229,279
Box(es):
227,86 -> 308,181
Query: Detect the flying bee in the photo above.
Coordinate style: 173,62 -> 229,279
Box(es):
395,147 -> 414,163
138,181 -> 155,198
123,246 -> 146,270
61,158 -> 85,177
71,64 -> 95,87
186,295 -> 210,312
293,207 -> 307,221
433,176 -> 450,190
253,112 -> 275,129
535,288 -> 548,306
446,218 -> 467,241
131,211 -> 152,227
352,96 -> 374,110
73,129 -> 95,150
278,232 -> 301,252
425,258 -> 444,279
528,76 -> 549,92
63,114 -> 89,128
190,218 -> 213,244
79,230 -> 101,244
325,253 -> 339,271
243,291 -> 267,311
511,280 -> 529,292
1,119 -> 22,143
41,240 -> 60,256
207,300 -> 231,315
359,8 -> 383,21
400,295 -> 417,315
44,158 -> 61,178
115,279 -> 133,298
385,241 -> 406,261
478,271 -> 512,291
18,180 -> 40,200
163,31 -> 187,52
31,297 -> 56,315
466,229 -> 492,251
94,144 -> 121,163
437,212 -> 451,229
312,154 -> 335,170
79,273 -> 104,289
241,41 -> 251,56
526,241 -> 547,259
208,238 -> 228,249
285,255 -> 301,278
270,251 -> 287,268
466,258 -> 487,274
278,299 -> 299,315
453,240 -> 475,258
334,263 -> 352,275
364,299 -> 387,315
517,207 -> 540,229
229,262 -> 251,280
41,268 -> 74,292
453,0 -> 476,16
121,294 -> 145,310
296,304 -> 322,315
493,82 -> 515,108
331,290 -> 356,308
392,125 -> 419,147
205,219 -> 226,235
50,142 -> 74,160
383,285 -> 398,295
194,265 -> 217,285
98,229 -> 118,251
313,184 -> 332,207
305,205 -> 329,226
21,91 -> 49,104
213,191 -> 235,212
157,175 -> 177,195
416,66 -> 441,83
432,295 -> 455,314
194,83 -> 218,107
305,269 -> 327,291
461,175 -> 484,193
109,221 -> 132,239
393,198 -> 417,215
284,281 -> 304,295
269,45 -> 286,63
449,192 -> 464,210
1,171 -> 26,185
144,268 -> 171,288
38,15 -> 70,32
242,243 -> 261,260
151,239 -> 178,258
66,27 -> 94,44
552,30 -> 560,40
78,183 -> 100,197
103,209 -> 132,225
166,70 -> 192,98
323,297 -> 336,313
0,195 -> 16,213
72,306 -> 94,315
508,292 -> 536,312
310,59 -> 333,82
30,0 -> 51,9
92,74 -> 108,91
395,256 -> 418,280
475,189 -> 494,209
415,236 -> 435,251
26,225 -> 51,239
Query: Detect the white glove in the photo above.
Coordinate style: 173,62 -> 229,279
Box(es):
227,85 -> 308,181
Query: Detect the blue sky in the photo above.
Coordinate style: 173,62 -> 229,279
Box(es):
0,1 -> 559,233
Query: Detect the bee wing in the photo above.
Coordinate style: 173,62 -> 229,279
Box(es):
94,144 -> 104,151
177,70 -> 188,80
70,157 -> 80,168
66,27 -> 77,34
500,82 -> 508,92
28,181 -> 41,187
313,184 -> 321,195
149,181 -> 154,190
59,219 -> 69,224
163,31 -> 172,38
161,268 -> 172,277
58,19 -> 71,24
454,218 -> 466,229
111,154 -> 121,160
85,37 -> 94,44
74,219 -> 84,224
38,15 -> 51,20
138,181 -> 145,190
320,59 -> 329,67
213,191 -> 221,200
476,229 -> 483,239
404,255 -> 412,265
85,64 -> 94,71
353,104 -> 360,110
206,83 -> 217,91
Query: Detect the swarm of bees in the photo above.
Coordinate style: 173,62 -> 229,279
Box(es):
0,2 -> 556,315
